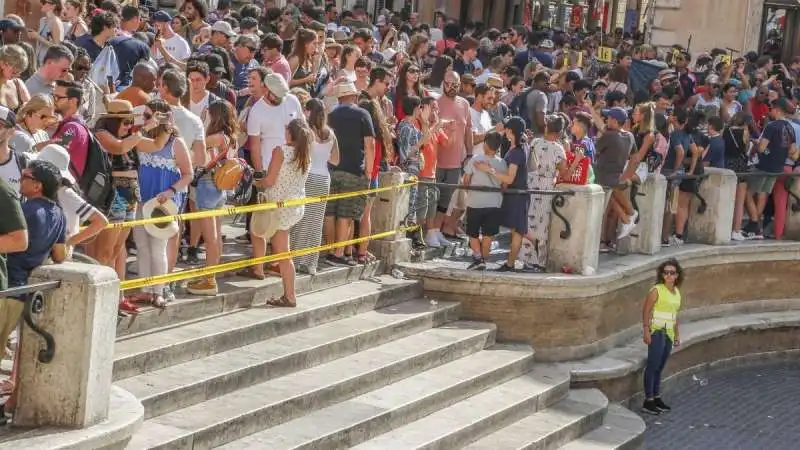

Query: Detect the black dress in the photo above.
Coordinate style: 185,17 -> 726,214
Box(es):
501,145 -> 530,234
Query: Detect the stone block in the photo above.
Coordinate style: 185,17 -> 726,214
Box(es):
546,184 -> 605,274
782,177 -> 800,240
15,262 -> 119,428
688,167 -> 736,245
371,171 -> 410,239
617,174 -> 667,255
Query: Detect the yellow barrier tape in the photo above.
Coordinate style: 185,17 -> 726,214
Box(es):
119,225 -> 420,291
103,181 -> 417,230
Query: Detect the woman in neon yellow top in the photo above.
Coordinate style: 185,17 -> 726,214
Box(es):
641,259 -> 683,416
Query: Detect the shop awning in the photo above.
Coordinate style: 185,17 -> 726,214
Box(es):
765,0 -> 800,8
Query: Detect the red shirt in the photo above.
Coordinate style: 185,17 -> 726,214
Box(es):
53,116 -> 90,178
750,98 -> 770,132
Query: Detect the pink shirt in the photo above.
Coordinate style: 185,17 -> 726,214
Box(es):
52,116 -> 90,178
266,55 -> 292,84
436,95 -> 472,169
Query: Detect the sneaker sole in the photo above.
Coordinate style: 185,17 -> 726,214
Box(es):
186,289 -> 219,296
640,407 -> 661,416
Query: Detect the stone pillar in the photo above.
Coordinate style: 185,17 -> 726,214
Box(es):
546,183 -> 605,274
369,171 -> 412,265
14,262 -> 119,428
687,167 -> 736,245
782,177 -> 800,240
617,174 -> 667,255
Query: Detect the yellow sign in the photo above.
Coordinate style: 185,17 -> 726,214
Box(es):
671,48 -> 681,65
719,53 -> 731,65
597,46 -> 614,63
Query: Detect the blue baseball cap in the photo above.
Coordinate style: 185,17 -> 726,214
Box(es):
601,107 -> 628,124
0,19 -> 24,31
152,11 -> 173,23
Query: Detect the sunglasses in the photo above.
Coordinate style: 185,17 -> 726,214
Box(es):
143,112 -> 153,120
662,270 -> 677,276
407,68 -> 420,74
74,65 -> 91,72
52,94 -> 70,100
122,120 -> 134,126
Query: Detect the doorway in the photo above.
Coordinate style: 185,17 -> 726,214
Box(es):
760,2 -> 800,63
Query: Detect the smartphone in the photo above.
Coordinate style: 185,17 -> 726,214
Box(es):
60,133 -> 74,147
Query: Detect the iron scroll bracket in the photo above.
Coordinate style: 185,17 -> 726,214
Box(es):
22,290 -> 56,363
551,194 -> 572,239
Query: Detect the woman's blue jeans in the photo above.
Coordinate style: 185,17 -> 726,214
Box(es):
644,330 -> 673,398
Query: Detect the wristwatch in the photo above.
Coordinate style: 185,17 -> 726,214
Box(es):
253,170 -> 265,180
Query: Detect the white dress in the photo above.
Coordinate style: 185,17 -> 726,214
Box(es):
265,145 -> 309,231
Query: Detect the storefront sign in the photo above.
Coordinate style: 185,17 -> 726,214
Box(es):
570,5 -> 583,28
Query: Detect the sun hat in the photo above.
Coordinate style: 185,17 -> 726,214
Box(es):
142,198 -> 180,240
250,192 -> 279,239
101,99 -> 136,120
36,144 -> 75,184
264,73 -> 289,100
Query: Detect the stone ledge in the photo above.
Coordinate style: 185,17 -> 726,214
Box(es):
0,386 -> 143,450
564,312 -> 800,402
399,241 -> 800,299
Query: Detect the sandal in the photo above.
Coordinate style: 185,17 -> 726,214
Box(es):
357,252 -> 377,265
151,295 -> 167,309
266,295 -> 296,308
265,264 -> 282,277
237,267 -> 266,280
119,299 -> 140,314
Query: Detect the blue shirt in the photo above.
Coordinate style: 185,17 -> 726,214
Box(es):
6,197 -> 66,291
666,129 -> 693,171
704,134 -> 726,169
515,49 -> 553,71
759,119 -> 796,173
234,59 -> 259,110
75,34 -> 149,87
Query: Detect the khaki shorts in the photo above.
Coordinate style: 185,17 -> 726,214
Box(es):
748,175 -> 778,194
326,170 -> 369,219
0,298 -> 24,352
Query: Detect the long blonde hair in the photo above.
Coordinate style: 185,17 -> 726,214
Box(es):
18,94 -> 54,122
634,101 -> 656,133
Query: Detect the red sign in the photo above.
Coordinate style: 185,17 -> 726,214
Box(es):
570,5 -> 583,29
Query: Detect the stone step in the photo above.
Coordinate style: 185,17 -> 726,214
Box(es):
116,262 -> 383,337
350,366 -> 571,450
125,322 -> 498,450
216,343 -> 537,450
113,276 -> 421,380
462,389 -> 609,450
557,405 -> 646,450
117,298 -> 461,419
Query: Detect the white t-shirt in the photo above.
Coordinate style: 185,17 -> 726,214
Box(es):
470,107 -> 493,156
172,105 -> 205,152
189,91 -> 211,128
154,33 -> 191,64
247,94 -> 304,169
0,151 -> 24,196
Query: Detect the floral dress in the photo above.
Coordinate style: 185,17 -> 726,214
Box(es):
520,138 -> 565,267
265,145 -> 309,231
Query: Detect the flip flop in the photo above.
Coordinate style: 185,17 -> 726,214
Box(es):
266,296 -> 296,308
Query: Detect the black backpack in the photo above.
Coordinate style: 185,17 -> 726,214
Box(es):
509,87 -> 534,130
57,120 -> 114,214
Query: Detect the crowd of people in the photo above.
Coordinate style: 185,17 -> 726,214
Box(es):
0,0 -> 798,418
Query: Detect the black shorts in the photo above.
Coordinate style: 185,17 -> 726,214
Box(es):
466,207 -> 501,238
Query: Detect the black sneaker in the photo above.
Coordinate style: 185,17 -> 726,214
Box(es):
641,400 -> 661,415
467,258 -> 485,270
325,254 -> 352,267
495,263 -> 515,272
186,247 -> 201,265
653,397 -> 671,412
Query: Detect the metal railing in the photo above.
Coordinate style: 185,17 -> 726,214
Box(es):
0,281 -> 61,363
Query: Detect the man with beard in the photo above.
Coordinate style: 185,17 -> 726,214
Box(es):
50,80 -> 90,180
243,69 -> 303,279
431,71 -> 473,245
180,0 -> 211,47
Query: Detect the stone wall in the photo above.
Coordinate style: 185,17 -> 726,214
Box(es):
652,0 -> 761,53
411,243 -> 800,360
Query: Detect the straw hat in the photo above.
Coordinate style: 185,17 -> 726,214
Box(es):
142,198 -> 180,240
250,192 -> 278,239
336,82 -> 359,98
333,30 -> 350,43
101,99 -> 135,120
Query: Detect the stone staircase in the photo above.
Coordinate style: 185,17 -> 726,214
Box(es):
113,263 -> 645,449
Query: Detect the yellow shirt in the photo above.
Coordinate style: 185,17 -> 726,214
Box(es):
650,283 -> 682,340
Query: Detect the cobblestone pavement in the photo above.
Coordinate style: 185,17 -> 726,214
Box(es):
642,362 -> 800,450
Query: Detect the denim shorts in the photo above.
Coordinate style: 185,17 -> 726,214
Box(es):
194,175 -> 226,211
108,178 -> 140,223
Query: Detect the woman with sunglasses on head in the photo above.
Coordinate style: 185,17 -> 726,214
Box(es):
641,258 -> 683,416
10,94 -> 57,158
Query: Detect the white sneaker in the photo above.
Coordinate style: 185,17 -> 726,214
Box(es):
731,231 -> 746,242
617,211 -> 639,239
669,235 -> 684,247
425,232 -> 441,248
436,231 -> 452,247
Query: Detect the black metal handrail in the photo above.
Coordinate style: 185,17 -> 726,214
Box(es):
0,281 -> 60,363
